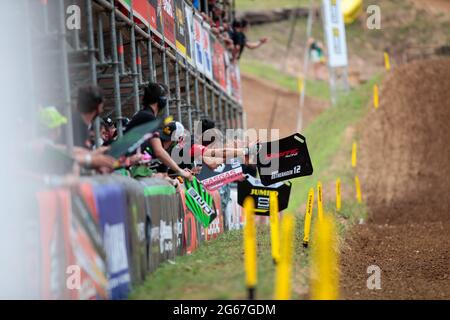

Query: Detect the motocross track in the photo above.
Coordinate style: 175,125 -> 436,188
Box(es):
340,59 -> 450,299
242,73 -> 328,139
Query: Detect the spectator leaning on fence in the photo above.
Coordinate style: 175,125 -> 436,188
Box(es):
126,82 -> 193,181
71,85 -> 117,172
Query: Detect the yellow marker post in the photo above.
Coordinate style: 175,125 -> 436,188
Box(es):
310,214 -> 339,300
336,178 -> 341,212
352,142 -> 357,168
274,213 -> 295,300
384,52 -> 391,71
303,188 -> 314,248
298,77 -> 305,94
243,197 -> 257,300
269,191 -> 280,264
373,84 -> 379,109
355,175 -> 362,204
317,181 -> 324,221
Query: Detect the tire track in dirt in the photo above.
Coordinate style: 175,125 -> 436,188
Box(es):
340,59 -> 450,299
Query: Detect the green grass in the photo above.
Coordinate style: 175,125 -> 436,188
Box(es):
130,74 -> 381,300
288,73 -> 382,211
236,0 -> 309,11
240,58 -> 330,100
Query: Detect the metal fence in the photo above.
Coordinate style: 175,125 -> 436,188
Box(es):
29,0 -> 244,149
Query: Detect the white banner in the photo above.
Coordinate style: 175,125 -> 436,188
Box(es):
322,0 -> 348,68
184,4 -> 196,67
193,15 -> 204,73
202,24 -> 213,79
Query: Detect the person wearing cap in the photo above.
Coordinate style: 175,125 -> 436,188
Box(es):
126,82 -> 193,181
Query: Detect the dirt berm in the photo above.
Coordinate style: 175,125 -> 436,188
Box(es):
340,59 -> 450,299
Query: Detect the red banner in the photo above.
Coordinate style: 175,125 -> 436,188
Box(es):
212,36 -> 227,90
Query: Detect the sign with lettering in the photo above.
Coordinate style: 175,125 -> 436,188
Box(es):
197,158 -> 244,191
256,133 -> 314,186
184,177 -> 217,228
237,175 -> 292,216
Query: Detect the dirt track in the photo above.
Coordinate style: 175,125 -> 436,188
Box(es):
340,59 -> 450,299
242,73 -> 328,139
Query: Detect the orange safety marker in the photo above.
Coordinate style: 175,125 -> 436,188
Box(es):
303,188 -> 314,248
274,213 -> 295,300
243,197 -> 257,300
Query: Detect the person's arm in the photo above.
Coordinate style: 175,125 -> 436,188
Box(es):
246,38 -> 269,49
202,156 -> 223,170
150,138 -> 193,180
203,147 -> 248,159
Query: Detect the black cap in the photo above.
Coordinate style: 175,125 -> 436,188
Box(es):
143,82 -> 168,108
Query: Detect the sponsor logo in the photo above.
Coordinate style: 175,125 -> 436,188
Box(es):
271,170 -> 294,179
187,188 -> 214,216
264,148 -> 299,161
202,168 -> 243,189
250,189 -> 279,197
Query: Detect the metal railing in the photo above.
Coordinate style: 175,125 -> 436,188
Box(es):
30,0 -> 244,148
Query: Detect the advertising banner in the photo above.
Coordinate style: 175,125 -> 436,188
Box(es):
184,177 -> 217,228
184,3 -> 196,66
237,175 -> 292,216
202,23 -> 213,79
322,0 -> 348,67
175,0 -> 187,55
257,133 -> 314,186
119,0 -> 158,32
156,0 -> 176,48
193,15 -> 204,73
95,184 -> 131,300
211,35 -> 227,90
229,63 -> 242,103
197,158 -> 244,191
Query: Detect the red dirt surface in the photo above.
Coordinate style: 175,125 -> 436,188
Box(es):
241,73 -> 328,139
340,59 -> 450,299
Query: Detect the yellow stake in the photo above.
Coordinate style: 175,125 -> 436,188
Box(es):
384,52 -> 391,71
310,214 -> 339,300
269,191 -> 281,264
274,213 -> 295,300
373,84 -> 379,109
351,141 -> 357,168
336,178 -> 341,212
317,181 -> 324,221
355,175 -> 362,204
303,188 -> 314,247
244,197 -> 257,299
298,77 -> 304,94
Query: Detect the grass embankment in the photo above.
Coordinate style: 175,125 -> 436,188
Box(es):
240,59 -> 330,101
130,73 -> 382,300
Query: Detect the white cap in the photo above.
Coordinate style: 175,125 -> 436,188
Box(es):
171,121 -> 185,142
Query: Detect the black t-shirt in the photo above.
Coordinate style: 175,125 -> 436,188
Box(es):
231,31 -> 247,59
125,109 -> 157,132
125,108 -> 159,155
72,111 -> 90,148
